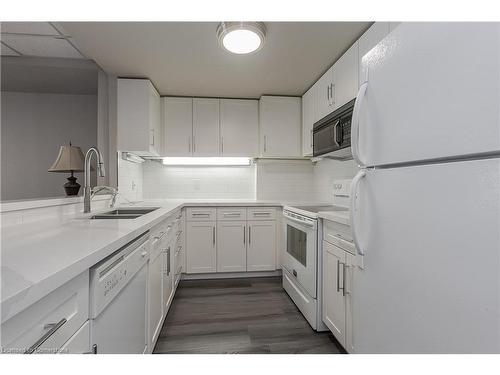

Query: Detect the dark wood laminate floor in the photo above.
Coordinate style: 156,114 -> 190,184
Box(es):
153,276 -> 345,354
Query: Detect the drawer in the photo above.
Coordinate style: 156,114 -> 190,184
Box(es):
323,220 -> 354,251
186,207 -> 216,221
58,321 -> 91,354
247,207 -> 276,220
1,271 -> 89,354
217,207 -> 247,221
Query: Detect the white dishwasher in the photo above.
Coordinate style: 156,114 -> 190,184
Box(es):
89,233 -> 150,354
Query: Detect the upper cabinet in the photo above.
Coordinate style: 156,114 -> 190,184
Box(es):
334,41 -> 359,109
117,78 -> 161,156
220,99 -> 259,157
259,96 -> 302,158
358,22 -> 390,84
302,89 -> 314,156
163,97 -> 193,156
192,98 -> 220,157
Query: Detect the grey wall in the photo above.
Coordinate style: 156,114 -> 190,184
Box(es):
1,91 -> 98,200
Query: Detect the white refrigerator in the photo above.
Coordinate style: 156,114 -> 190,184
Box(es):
349,23 -> 500,353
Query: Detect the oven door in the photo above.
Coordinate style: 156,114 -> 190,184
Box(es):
282,214 -> 317,298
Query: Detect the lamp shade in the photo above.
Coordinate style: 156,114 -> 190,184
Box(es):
48,144 -> 85,173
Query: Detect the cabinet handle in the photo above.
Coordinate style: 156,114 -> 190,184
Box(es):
248,226 -> 251,245
192,213 -> 210,217
84,344 -> 98,354
310,129 -> 313,148
326,85 -> 330,101
188,137 -> 191,153
213,226 -> 216,246
264,135 -> 267,153
150,129 -> 155,146
253,212 -> 270,217
331,84 -> 335,106
167,247 -> 171,275
193,135 -> 196,153
221,136 -> 224,155
243,226 -> 246,244
336,260 -> 341,292
25,318 -> 67,354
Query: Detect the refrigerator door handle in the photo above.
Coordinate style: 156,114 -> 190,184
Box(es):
351,81 -> 368,167
350,170 -> 366,256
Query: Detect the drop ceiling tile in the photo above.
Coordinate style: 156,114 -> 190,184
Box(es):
1,35 -> 84,58
1,42 -> 20,56
1,22 -> 60,35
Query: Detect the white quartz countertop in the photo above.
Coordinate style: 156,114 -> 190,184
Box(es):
317,210 -> 351,225
0,199 -> 302,322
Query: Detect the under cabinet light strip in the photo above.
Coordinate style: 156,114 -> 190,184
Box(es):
162,157 -> 252,166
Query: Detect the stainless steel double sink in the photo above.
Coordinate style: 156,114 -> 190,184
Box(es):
90,207 -> 159,219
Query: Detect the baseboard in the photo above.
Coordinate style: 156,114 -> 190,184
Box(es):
181,269 -> 282,280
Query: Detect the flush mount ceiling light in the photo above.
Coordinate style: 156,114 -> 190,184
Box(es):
217,22 -> 266,54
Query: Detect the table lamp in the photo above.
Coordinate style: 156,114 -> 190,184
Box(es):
48,142 -> 85,196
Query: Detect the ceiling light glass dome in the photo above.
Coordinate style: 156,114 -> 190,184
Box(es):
217,22 -> 266,54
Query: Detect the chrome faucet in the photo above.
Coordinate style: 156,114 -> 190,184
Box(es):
83,147 -> 106,213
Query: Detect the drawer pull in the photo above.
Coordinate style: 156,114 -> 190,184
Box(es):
25,318 -> 67,354
223,212 -> 241,217
253,212 -> 270,216
192,213 -> 210,217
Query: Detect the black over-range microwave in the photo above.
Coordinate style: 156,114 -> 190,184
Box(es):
313,98 -> 355,159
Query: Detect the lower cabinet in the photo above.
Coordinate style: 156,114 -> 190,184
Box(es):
322,239 -> 355,352
148,238 -> 163,349
247,220 -> 276,271
58,321 -> 90,354
162,234 -> 174,311
186,221 -> 217,273
217,221 -> 247,272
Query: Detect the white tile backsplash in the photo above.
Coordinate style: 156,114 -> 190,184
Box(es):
312,158 -> 358,204
256,159 -> 315,201
142,161 -> 256,199
117,156 -> 144,202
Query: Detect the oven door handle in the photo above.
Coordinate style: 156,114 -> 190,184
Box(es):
284,215 -> 315,228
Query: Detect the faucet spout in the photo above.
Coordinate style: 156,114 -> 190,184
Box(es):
83,147 -> 105,213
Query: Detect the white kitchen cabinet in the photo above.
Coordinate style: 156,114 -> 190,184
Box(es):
148,236 -> 164,350
302,88 -> 314,156
358,22 -> 390,84
220,99 -> 259,157
216,220 -> 247,272
247,220 -> 276,271
314,67 -> 334,121
163,97 -> 193,156
186,221 -> 216,273
58,321 -> 90,354
117,78 -> 161,156
162,235 -> 173,311
193,98 -> 220,156
322,240 -> 346,346
334,42 -> 359,109
259,96 -> 302,158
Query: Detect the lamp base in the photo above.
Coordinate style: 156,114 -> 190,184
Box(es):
64,176 -> 81,196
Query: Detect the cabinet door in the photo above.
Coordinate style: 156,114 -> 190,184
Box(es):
193,98 -> 220,156
315,67 -> 333,121
186,221 -> 216,273
344,251 -> 355,353
220,99 -> 259,156
334,41 -> 359,110
247,220 -> 276,271
302,88 -> 314,156
148,83 -> 161,155
322,240 -> 346,346
163,97 -> 193,156
259,96 -> 302,157
358,22 -> 390,85
216,221 -> 247,272
162,238 -> 173,312
148,251 -> 163,348
58,321 -> 90,354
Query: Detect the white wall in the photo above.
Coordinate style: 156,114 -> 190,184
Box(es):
1,91 -> 97,201
256,159 -> 315,201
142,160 -> 256,200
